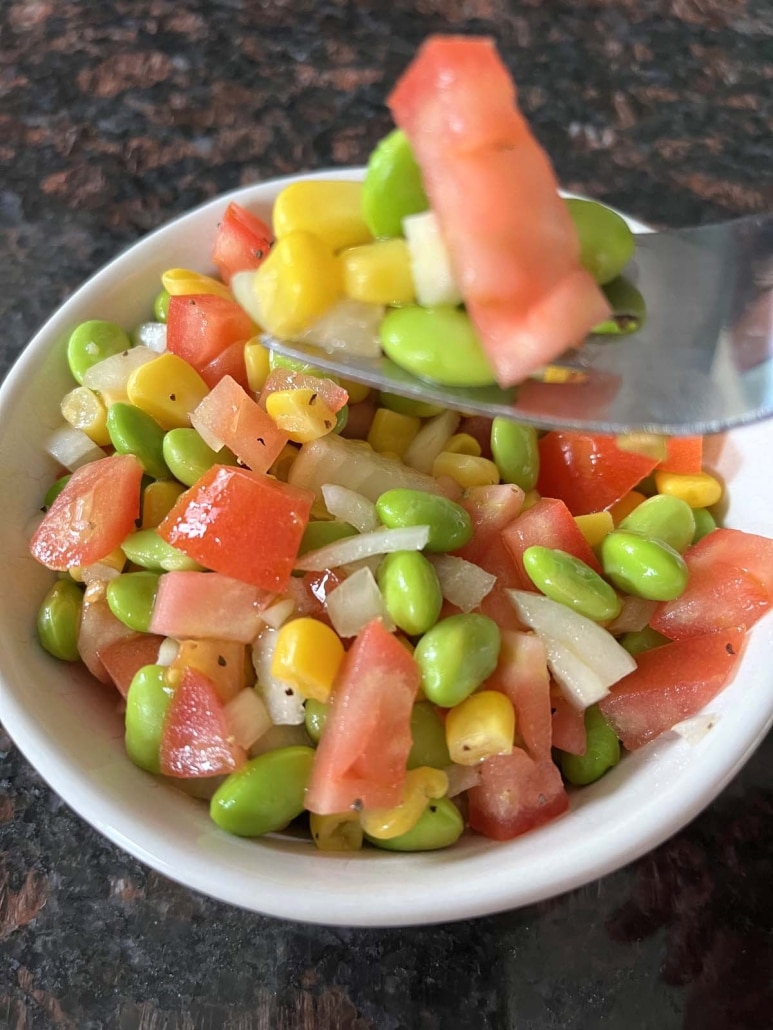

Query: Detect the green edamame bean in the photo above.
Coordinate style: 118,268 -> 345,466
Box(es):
593,276 -> 646,335
380,306 -> 496,388
210,746 -> 315,837
362,129 -> 429,238
106,571 -> 161,632
162,428 -> 238,487
559,705 -> 621,786
415,613 -> 501,708
407,702 -> 451,770
121,529 -> 202,571
37,579 -> 83,661
107,402 -> 169,479
43,474 -> 71,510
333,404 -> 349,435
490,418 -> 540,492
377,551 -> 443,636
125,664 -> 174,774
300,520 -> 358,556
619,626 -> 669,656
154,289 -> 171,323
67,320 -> 132,385
304,699 -> 329,744
376,488 -> 473,553
565,199 -> 635,285
365,797 -> 463,851
601,529 -> 688,601
619,494 -> 696,553
692,507 -> 717,544
523,546 -> 621,622
379,392 -> 444,419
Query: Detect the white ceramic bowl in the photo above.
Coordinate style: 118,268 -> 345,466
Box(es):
1,170 -> 771,927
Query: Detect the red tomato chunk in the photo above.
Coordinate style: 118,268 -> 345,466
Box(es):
150,571 -> 273,643
160,666 -> 246,778
166,294 -> 257,374
212,201 -> 274,286
192,374 -> 289,473
467,748 -> 569,841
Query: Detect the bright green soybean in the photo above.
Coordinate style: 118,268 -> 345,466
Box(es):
407,702 -> 451,771
304,699 -> 329,744
559,705 -> 621,786
67,320 -> 132,385
619,626 -> 669,656
37,579 -> 83,661
377,551 -> 443,636
380,306 -> 496,388
210,746 -> 315,837
376,488 -> 472,553
333,404 -> 349,435
523,546 -> 621,622
365,797 -> 464,851
121,528 -> 202,572
379,392 -> 444,419
593,276 -> 646,335
601,530 -> 688,601
415,613 -> 501,708
125,664 -> 174,774
619,494 -> 695,553
692,507 -> 717,544
153,289 -> 171,323
106,572 -> 161,632
107,402 -> 169,479
490,419 -> 540,492
362,129 -> 429,238
565,198 -> 635,285
43,474 -> 71,510
299,520 -> 358,556
162,428 -> 238,487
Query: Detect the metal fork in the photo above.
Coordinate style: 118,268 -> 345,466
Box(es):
265,213 -> 772,436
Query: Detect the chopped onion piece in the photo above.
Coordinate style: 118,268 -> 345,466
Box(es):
321,483 -> 379,533
403,210 -> 463,307
82,345 -> 157,393
403,410 -> 460,473
606,595 -> 658,635
80,562 -> 122,584
45,425 -> 106,471
326,566 -> 394,638
224,688 -> 273,750
260,597 -> 296,629
133,321 -> 167,353
297,298 -> 385,358
157,638 -> 179,666
295,525 -> 430,573
429,554 -> 496,613
249,722 -> 312,758
189,406 -> 225,453
671,713 -> 719,745
230,270 -> 262,324
444,763 -> 483,797
251,626 -> 305,725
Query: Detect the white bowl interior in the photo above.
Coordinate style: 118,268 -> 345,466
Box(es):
1,171 -> 771,927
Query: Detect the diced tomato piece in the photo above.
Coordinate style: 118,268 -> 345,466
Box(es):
199,339 -> 251,392
191,374 -> 288,473
212,201 -> 274,286
388,36 -> 609,387
159,666 -> 246,777
77,581 -> 137,684
305,620 -> 420,814
651,528 -> 773,640
159,466 -> 314,593
551,695 -> 587,755
149,571 -> 273,643
166,294 -> 257,374
259,369 -> 349,414
658,436 -> 703,475
31,454 -> 143,571
486,630 -> 552,761
457,415 -> 494,459
98,632 -> 165,697
598,628 -> 746,750
467,747 -> 569,841
502,497 -> 603,589
537,432 -> 660,516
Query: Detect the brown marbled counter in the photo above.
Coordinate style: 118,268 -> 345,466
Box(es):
1,2 -> 772,1027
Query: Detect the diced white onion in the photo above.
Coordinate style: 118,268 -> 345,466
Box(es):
295,525 -> 430,573
248,722 -> 312,758
80,562 -> 122,584
444,763 -> 483,798
260,597 -> 296,629
189,407 -> 225,453
403,210 -> 463,307
321,483 -> 379,533
230,270 -> 262,325
429,554 -> 496,613
224,688 -> 273,750
45,425 -> 106,471
403,410 -> 460,474
325,565 -> 394,638
671,713 -> 719,745
251,626 -> 305,725
297,298 -> 385,358
133,321 -> 167,353
157,638 -> 179,666
82,345 -> 157,393
606,595 -> 658,635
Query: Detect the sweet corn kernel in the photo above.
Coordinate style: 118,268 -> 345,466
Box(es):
141,480 -> 186,528
444,433 -> 482,457
168,639 -> 248,702
359,767 -> 448,840
60,386 -> 111,446
539,366 -> 589,384
521,489 -> 541,511
339,378 -> 371,405
253,230 -> 342,338
161,268 -> 233,301
126,352 -> 209,430
574,510 -> 615,547
367,407 -> 421,458
609,490 -> 647,524
69,546 -> 125,582
269,442 -> 300,482
433,452 -> 500,488
341,238 -> 415,306
270,617 -> 345,702
244,336 -> 271,393
266,388 -> 337,444
445,690 -> 515,766
654,470 -> 723,508
310,811 -> 364,852
273,181 -> 372,251
615,432 -> 668,462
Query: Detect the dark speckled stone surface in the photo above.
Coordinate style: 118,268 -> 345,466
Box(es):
1,2 -> 772,1027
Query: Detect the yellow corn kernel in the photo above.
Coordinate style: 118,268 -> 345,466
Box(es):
266,388 -> 337,444
444,432 -> 482,457
654,469 -> 723,508
433,452 -> 500,489
359,767 -> 448,840
253,230 -> 342,339
141,480 -> 186,528
269,442 -> 300,482
60,386 -> 111,446
270,617 -> 344,703
126,352 -> 209,430
615,432 -> 668,462
161,268 -> 233,301
341,238 -> 415,305
339,378 -> 371,405
445,690 -> 515,766
539,366 -> 589,384
310,811 -> 364,852
367,407 -> 421,458
69,546 -> 126,582
574,510 -> 614,547
168,639 -> 248,702
244,336 -> 271,393
609,490 -> 647,524
273,180 -> 372,251
521,489 -> 541,511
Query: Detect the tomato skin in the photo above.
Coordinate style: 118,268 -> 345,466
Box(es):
502,496 -> 602,585
658,436 -> 703,475
537,432 -> 659,516
212,201 -> 274,286
467,747 -> 569,841
166,294 -> 257,373
598,628 -> 746,750
30,453 -> 143,571
158,465 -> 314,593
305,619 -> 420,814
159,666 -> 246,778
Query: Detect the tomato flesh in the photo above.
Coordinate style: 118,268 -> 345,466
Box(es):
502,496 -> 602,585
159,666 -> 246,777
149,571 -> 273,643
486,630 -> 552,760
166,294 -> 257,374
467,748 -> 569,841
212,201 -> 274,286
192,374 -> 289,474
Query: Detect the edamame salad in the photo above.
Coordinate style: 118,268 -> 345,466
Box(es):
30,35 -> 773,852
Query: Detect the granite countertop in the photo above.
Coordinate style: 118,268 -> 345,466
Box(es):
1,2 -> 772,1027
